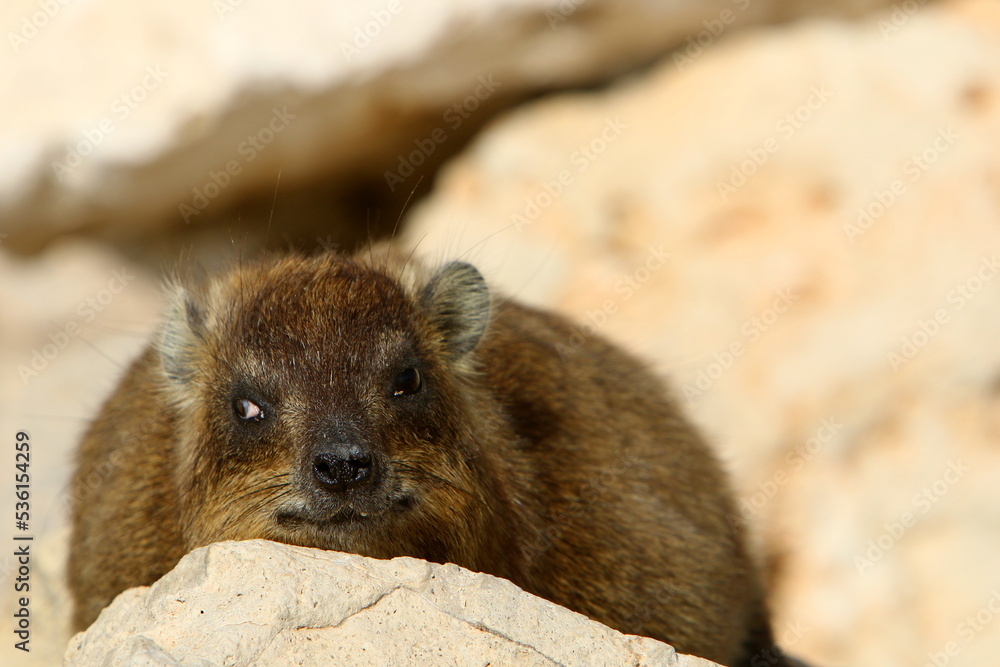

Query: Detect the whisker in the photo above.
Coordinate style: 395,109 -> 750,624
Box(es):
216,473 -> 292,504
397,232 -> 427,285
180,473 -> 292,539
386,175 -> 424,272
264,170 -> 280,251
393,460 -> 486,509
218,483 -> 293,535
455,221 -> 516,263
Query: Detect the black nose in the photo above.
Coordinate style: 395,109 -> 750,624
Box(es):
312,443 -> 373,493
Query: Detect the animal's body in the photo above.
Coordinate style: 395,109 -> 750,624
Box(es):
69,247 -> 787,666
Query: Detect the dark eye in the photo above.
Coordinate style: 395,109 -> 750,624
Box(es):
233,398 -> 264,421
392,368 -> 422,397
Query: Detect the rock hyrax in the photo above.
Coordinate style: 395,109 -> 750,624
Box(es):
69,246 -> 789,666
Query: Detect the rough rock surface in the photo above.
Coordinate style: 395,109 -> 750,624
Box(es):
0,0 -> 894,249
402,1 -> 1000,666
63,540 -> 719,666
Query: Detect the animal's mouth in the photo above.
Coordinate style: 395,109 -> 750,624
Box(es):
274,494 -> 415,529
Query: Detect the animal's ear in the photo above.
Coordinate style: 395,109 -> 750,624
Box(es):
159,284 -> 207,383
421,262 -> 490,359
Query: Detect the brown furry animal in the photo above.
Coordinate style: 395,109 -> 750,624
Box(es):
69,247 -> 792,666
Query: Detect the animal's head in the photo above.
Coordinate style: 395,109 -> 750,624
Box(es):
157,252 -> 496,562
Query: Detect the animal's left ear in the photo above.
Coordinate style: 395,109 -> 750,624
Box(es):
159,283 -> 207,384
421,261 -> 490,358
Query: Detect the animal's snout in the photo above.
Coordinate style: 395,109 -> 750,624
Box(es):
312,442 -> 374,493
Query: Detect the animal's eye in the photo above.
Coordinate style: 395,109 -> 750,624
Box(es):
233,398 -> 264,421
392,368 -> 422,397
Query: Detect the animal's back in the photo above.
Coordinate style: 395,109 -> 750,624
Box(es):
475,299 -> 768,663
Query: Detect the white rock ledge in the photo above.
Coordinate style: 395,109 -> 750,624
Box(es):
0,0 -> 895,244
63,539 -> 720,666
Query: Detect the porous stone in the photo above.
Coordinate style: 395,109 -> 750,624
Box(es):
63,540 -> 717,666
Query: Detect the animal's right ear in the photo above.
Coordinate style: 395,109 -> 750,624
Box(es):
421,261 -> 490,359
159,284 -> 206,384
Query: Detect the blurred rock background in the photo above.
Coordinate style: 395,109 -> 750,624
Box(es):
2,0 -> 999,665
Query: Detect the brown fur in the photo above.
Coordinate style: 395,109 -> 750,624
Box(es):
69,247 -> 790,666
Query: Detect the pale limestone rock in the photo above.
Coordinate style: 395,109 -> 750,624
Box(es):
63,540 -> 716,666
403,1 -> 1000,665
0,0 -> 894,246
